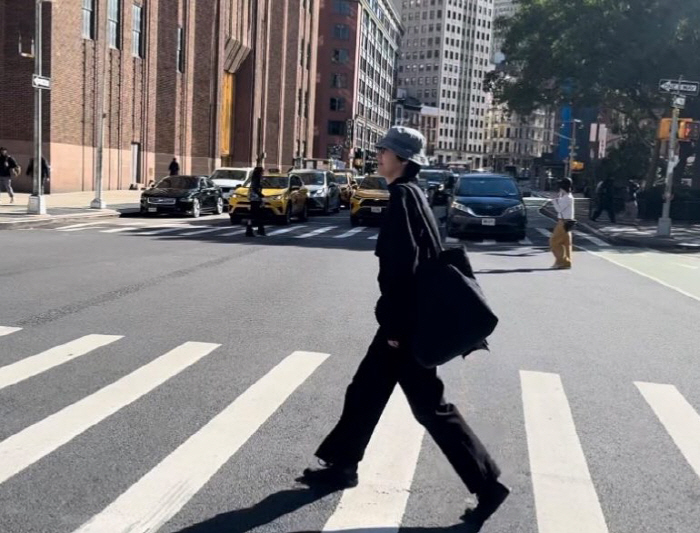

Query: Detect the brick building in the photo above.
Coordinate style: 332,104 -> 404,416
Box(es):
0,0 -> 319,193
313,0 -> 401,167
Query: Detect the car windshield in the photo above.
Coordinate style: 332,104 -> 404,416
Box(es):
295,172 -> 325,186
155,176 -> 199,189
333,173 -> 350,184
358,176 -> 388,190
244,176 -> 290,189
420,171 -> 447,183
211,169 -> 248,181
457,178 -> 519,197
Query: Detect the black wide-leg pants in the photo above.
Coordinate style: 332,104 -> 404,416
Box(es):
315,329 -> 501,495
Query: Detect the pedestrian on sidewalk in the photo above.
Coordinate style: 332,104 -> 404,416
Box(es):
246,155 -> 266,237
299,126 -> 509,526
550,177 -> 575,269
624,179 -> 640,224
0,147 -> 19,204
591,176 -> 616,223
168,157 -> 180,176
26,156 -> 50,194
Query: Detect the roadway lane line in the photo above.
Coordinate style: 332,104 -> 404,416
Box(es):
519,237 -> 534,246
575,231 -> 610,248
296,226 -> 338,239
0,342 -> 219,486
635,382 -> 700,479
73,351 -> 330,533
129,224 -> 190,236
266,225 -> 307,236
674,263 -> 698,270
99,224 -> 149,234
218,229 -> 247,237
520,371 -> 609,533
368,233 -> 379,240
322,389 -> 425,532
0,334 -> 123,391
535,228 -> 552,239
56,222 -> 110,232
178,227 -> 229,236
0,327 -> 21,338
334,227 -> 366,239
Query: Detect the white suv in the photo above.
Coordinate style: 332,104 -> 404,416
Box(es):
210,168 -> 253,202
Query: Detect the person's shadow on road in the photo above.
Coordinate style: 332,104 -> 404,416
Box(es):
171,487 -> 485,533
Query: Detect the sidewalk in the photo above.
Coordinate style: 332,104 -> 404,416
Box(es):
0,190 -> 141,230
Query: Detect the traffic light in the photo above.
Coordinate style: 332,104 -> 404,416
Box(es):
571,161 -> 585,171
678,119 -> 700,141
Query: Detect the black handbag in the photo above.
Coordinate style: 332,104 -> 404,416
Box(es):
405,186 -> 499,368
563,219 -> 577,232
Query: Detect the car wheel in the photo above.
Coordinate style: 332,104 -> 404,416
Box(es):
322,198 -> 331,216
229,214 -> 240,225
299,203 -> 309,222
214,197 -> 224,215
514,231 -> 527,241
350,215 -> 360,227
191,199 -> 201,218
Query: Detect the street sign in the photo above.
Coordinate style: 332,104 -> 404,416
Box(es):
673,95 -> 686,109
658,79 -> 700,96
32,75 -> 51,90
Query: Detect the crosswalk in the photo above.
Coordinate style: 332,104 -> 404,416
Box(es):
2,327 -> 695,532
39,219 -> 615,249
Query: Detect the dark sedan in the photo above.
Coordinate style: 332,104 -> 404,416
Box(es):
447,174 -> 527,240
140,175 -> 224,218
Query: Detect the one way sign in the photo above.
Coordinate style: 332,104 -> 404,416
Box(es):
659,79 -> 700,96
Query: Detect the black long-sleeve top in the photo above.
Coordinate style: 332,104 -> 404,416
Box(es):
374,177 -> 440,340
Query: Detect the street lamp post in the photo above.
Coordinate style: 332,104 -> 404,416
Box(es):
91,5 -> 110,210
27,0 -> 47,215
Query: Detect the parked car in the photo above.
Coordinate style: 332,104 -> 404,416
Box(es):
140,175 -> 224,218
447,173 -> 527,240
210,167 -> 253,202
350,175 -> 389,227
333,169 -> 359,208
228,173 -> 309,225
290,169 -> 341,215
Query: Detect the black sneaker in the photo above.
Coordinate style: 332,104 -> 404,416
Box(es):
297,464 -> 358,489
245,227 -> 255,237
464,481 -> 510,525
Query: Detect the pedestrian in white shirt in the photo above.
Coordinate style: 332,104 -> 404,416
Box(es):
550,178 -> 574,269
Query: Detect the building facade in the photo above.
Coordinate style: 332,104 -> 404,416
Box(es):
313,0 -> 401,167
0,0 -> 319,193
397,0 -> 495,167
394,90 -> 439,158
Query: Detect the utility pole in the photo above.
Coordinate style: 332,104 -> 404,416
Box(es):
27,0 -> 47,215
91,2 -> 111,209
657,103 -> 681,236
566,119 -> 580,182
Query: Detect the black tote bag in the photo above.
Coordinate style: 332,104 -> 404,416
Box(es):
405,186 -> 499,368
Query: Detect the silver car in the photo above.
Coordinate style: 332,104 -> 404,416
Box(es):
290,169 -> 341,215
210,167 -> 253,202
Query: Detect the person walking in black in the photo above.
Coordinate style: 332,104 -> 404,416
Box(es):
245,158 -> 266,237
0,147 -> 19,204
299,126 -> 509,526
168,157 -> 180,176
591,176 -> 616,223
27,156 -> 50,194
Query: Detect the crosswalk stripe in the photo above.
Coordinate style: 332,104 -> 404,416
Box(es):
322,389 -> 424,531
473,239 -> 497,246
520,371 -> 609,533
0,341 -> 219,486
99,224 -> 149,234
536,228 -> 552,239
219,229 -> 247,237
57,222 -> 109,232
519,237 -> 533,246
636,382 -> 700,479
0,334 -> 123,391
177,227 -> 228,236
296,226 -> 338,239
73,350 -> 330,533
0,326 -> 21,338
575,231 -> 610,248
334,227 -> 366,239
129,225 -> 189,236
266,225 -> 307,236
368,233 -> 379,240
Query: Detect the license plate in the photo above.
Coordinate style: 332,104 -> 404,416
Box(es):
371,207 -> 383,214
148,207 -> 157,213
481,218 -> 496,226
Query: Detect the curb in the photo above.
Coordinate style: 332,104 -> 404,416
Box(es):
0,208 -> 139,230
539,206 -> 699,252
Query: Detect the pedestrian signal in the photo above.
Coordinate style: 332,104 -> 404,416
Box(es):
657,118 -> 699,141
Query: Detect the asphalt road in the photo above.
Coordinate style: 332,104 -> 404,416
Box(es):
0,206 -> 698,533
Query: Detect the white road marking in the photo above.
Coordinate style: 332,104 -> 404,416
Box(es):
0,342 -> 219,486
266,225 -> 307,236
520,371 -> 609,533
575,231 -> 610,248
177,227 -> 228,236
99,224 -> 149,234
674,263 -> 698,270
219,229 -> 247,237
636,382 -> 700,479
0,335 -> 122,391
73,351 -> 330,533
334,227 -> 366,239
368,233 -> 379,240
536,228 -> 552,239
519,237 -> 534,246
0,327 -> 21,338
130,225 -> 189,236
296,226 -> 338,239
56,222 -> 110,232
473,239 -> 497,246
322,389 -> 425,532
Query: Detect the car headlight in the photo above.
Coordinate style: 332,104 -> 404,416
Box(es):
266,194 -> 283,201
504,204 -> 525,215
451,202 -> 475,216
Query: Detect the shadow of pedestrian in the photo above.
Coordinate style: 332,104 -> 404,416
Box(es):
476,268 -> 555,274
170,486 -> 484,533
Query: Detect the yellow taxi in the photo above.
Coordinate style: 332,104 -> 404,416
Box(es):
333,169 -> 359,207
229,173 -> 309,225
350,175 -> 390,227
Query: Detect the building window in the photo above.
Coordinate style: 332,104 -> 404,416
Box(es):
132,4 -> 143,57
330,97 -> 346,111
332,49 -> 350,64
333,0 -> 351,15
331,74 -> 348,88
328,121 -> 347,136
333,24 -> 350,40
176,26 -> 185,72
107,0 -> 121,49
82,0 -> 95,40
